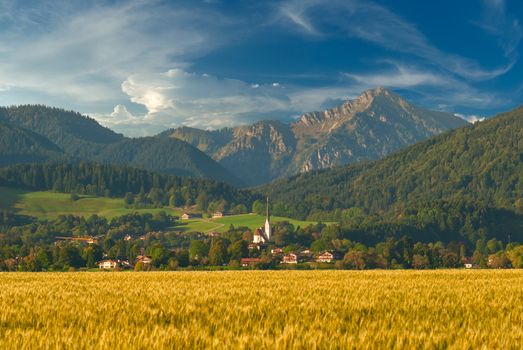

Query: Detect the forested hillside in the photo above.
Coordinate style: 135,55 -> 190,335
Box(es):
0,105 -> 241,185
0,162 -> 256,211
260,106 -> 523,219
0,123 -> 65,165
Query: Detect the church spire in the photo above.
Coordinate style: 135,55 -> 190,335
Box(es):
266,197 -> 270,221
264,197 -> 271,241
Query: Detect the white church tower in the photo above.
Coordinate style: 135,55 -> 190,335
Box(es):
264,197 -> 271,241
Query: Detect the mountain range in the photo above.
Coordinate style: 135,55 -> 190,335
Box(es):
162,87 -> 467,186
257,105 -> 523,219
0,88 -> 468,187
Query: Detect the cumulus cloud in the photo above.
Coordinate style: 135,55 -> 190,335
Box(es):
116,69 -> 295,131
454,113 -> 486,124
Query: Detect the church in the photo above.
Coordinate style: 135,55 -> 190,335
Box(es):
253,198 -> 271,244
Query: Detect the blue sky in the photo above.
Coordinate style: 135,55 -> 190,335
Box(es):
0,0 -> 522,136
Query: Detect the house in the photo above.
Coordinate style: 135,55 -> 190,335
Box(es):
55,236 -> 99,245
271,248 -> 283,255
98,260 -> 118,269
181,213 -> 193,220
124,234 -> 132,241
240,258 -> 265,267
213,211 -> 225,218
282,253 -> 299,264
315,251 -> 341,263
464,263 -> 473,269
97,259 -> 131,269
135,255 -> 153,265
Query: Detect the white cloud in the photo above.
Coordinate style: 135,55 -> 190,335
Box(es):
344,66 -> 446,88
454,113 -> 486,124
115,69 -> 294,131
475,0 -> 522,59
278,0 -> 518,81
0,1 -> 232,106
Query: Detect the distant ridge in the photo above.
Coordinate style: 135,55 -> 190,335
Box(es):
0,105 -> 243,186
163,88 -> 467,186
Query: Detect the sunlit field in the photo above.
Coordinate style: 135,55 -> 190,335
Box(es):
0,270 -> 521,349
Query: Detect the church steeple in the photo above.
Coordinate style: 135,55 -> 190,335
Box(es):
264,197 -> 271,241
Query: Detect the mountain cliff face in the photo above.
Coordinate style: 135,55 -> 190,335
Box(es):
164,88 -> 467,186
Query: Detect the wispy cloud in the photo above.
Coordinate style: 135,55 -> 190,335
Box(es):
277,0 -> 518,81
475,0 -> 522,59
343,65 -> 446,88
0,1 -> 232,107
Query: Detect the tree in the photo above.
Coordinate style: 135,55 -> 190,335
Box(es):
252,200 -> 264,215
151,245 -> 170,268
228,240 -> 248,261
124,192 -> 134,206
506,245 -> 523,268
412,254 -> 430,269
58,245 -> 83,268
209,239 -> 229,266
343,250 -> 367,269
176,249 -> 190,267
487,252 -> 510,268
231,204 -> 248,215
189,240 -> 208,261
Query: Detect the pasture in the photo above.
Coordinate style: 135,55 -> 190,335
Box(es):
180,213 -> 323,233
0,187 -> 323,232
0,187 -> 182,219
0,270 -> 521,349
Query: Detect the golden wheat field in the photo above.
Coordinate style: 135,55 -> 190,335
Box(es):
0,270 -> 522,349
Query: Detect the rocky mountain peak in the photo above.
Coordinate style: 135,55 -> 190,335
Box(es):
293,87 -> 402,130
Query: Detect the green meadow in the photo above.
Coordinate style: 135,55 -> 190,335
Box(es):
0,187 -> 324,232
0,187 -> 181,219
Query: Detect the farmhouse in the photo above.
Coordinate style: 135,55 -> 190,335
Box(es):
97,259 -> 131,269
271,248 -> 283,255
135,255 -> 153,265
181,213 -> 194,220
282,253 -> 299,264
315,251 -> 341,263
213,211 -> 225,218
240,258 -> 265,267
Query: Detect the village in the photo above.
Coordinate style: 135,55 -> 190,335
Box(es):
42,197 -> 489,272
52,199 -> 345,271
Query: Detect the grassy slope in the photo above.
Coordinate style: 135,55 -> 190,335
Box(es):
0,187 -> 322,231
0,187 -> 181,219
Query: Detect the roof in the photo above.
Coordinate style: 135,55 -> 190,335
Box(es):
240,258 -> 264,263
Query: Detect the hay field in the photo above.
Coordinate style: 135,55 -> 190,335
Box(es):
0,270 -> 522,349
